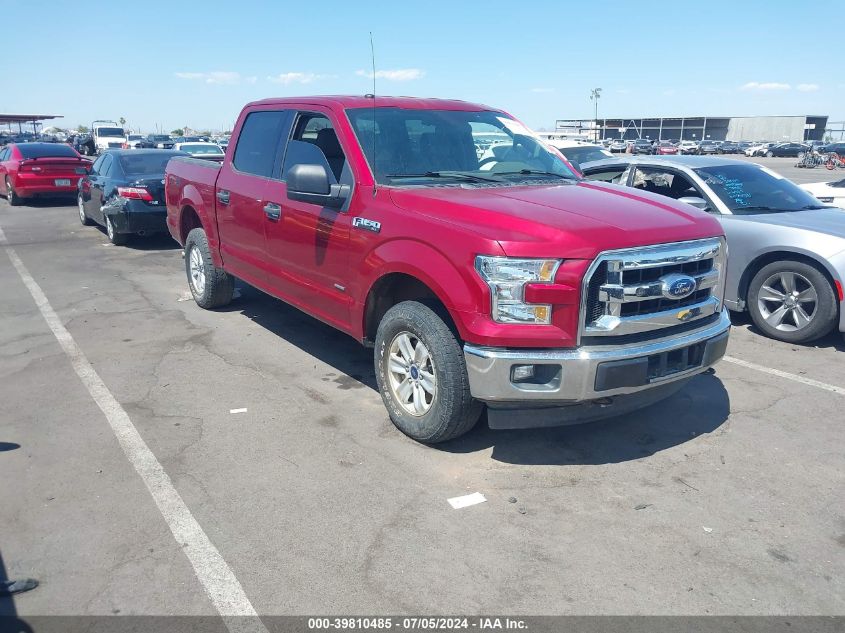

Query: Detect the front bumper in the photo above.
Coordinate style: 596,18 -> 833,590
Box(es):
464,310 -> 730,404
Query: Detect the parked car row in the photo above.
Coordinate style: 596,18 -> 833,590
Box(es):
3,96 -> 844,445
596,137 -> 843,157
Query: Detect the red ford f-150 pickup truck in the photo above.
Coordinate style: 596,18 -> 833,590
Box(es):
165,96 -> 730,443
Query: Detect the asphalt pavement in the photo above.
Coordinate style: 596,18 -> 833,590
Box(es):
0,169 -> 843,619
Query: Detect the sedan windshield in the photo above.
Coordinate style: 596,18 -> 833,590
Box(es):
556,145 -> 612,164
346,107 -> 577,185
694,164 -> 828,214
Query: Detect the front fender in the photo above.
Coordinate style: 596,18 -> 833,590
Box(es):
356,238 -> 496,341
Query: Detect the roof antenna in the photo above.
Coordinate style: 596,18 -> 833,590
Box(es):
369,31 -> 378,196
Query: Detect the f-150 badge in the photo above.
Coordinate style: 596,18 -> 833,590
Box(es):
353,217 -> 381,233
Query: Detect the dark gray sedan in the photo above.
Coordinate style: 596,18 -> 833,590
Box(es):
580,155 -> 845,344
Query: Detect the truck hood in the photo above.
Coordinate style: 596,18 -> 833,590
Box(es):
729,208 -> 845,239
389,180 -> 723,259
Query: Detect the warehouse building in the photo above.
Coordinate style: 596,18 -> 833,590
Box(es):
555,115 -> 829,143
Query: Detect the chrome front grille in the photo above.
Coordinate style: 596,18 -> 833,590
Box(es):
581,238 -> 726,339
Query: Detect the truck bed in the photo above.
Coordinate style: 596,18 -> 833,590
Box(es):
165,156 -> 222,245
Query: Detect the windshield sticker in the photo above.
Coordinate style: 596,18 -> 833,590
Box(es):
705,174 -> 752,206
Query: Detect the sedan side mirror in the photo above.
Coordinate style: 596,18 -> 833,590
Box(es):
287,163 -> 349,209
677,196 -> 709,210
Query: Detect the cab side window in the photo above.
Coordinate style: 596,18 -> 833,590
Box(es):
283,113 -> 349,184
233,110 -> 288,178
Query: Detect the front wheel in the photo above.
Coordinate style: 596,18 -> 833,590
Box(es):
184,227 -> 234,309
375,301 -> 482,443
766,151 -> 774,158
747,261 -> 838,344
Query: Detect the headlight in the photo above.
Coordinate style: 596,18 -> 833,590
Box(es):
475,256 -> 561,324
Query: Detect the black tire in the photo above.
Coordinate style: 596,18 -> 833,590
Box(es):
78,194 -> 94,225
374,300 -> 482,443
6,178 -> 23,206
747,260 -> 838,344
104,214 -> 128,245
184,227 -> 234,309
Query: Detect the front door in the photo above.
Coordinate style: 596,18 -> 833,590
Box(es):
262,109 -> 353,332
214,108 -> 290,287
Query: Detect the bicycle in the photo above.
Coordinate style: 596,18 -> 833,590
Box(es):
824,152 -> 844,170
796,148 -> 824,168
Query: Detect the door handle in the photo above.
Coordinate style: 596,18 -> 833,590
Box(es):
263,202 -> 281,221
216,189 -> 230,205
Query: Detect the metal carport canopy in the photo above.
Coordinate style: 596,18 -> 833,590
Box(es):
0,114 -> 62,124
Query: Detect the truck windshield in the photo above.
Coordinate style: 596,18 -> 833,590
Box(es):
347,107 -> 578,185
97,127 -> 125,137
694,164 -> 829,214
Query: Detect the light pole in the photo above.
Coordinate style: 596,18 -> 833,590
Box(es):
590,88 -> 602,141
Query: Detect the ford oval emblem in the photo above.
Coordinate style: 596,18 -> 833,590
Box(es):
660,273 -> 697,300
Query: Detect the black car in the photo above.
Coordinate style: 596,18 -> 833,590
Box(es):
137,134 -> 175,149
77,150 -> 184,245
820,142 -> 845,156
719,141 -> 739,154
632,139 -> 653,154
765,142 -> 809,157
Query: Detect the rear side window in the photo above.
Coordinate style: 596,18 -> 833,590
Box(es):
233,111 -> 287,177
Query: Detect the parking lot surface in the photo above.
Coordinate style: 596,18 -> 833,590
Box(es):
1,159 -> 843,617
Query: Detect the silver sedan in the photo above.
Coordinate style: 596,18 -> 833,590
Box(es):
580,155 -> 845,344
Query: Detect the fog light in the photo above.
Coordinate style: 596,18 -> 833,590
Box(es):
511,364 -> 536,383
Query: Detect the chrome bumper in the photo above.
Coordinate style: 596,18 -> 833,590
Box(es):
464,310 -> 730,403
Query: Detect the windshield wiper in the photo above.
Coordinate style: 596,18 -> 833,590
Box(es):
493,169 -> 578,180
734,205 -> 824,213
385,171 -> 502,183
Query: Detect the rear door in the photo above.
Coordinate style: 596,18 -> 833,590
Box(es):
262,108 -> 353,330
88,153 -> 114,222
0,147 -> 10,194
214,108 -> 290,287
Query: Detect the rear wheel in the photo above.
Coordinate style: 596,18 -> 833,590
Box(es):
78,195 -> 93,225
6,178 -> 22,206
184,227 -> 234,309
375,301 -> 482,443
747,260 -> 837,344
104,214 -> 128,245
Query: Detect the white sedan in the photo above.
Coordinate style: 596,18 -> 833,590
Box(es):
172,142 -> 226,163
801,177 -> 845,209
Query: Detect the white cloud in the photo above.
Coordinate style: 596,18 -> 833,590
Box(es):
796,83 -> 819,92
530,87 -> 554,93
740,81 -> 791,91
356,68 -> 425,81
245,76 -> 258,84
175,71 -> 242,85
266,72 -> 335,85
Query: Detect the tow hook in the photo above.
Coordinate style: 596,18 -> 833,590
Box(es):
591,397 -> 614,408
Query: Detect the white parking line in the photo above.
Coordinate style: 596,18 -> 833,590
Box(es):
723,355 -> 845,396
0,225 -> 268,632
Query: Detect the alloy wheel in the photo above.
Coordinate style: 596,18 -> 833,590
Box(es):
188,245 -> 206,295
757,271 -> 818,332
78,196 -> 86,222
387,331 -> 436,416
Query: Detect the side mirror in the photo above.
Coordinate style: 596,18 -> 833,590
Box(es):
286,163 -> 348,209
677,196 -> 709,210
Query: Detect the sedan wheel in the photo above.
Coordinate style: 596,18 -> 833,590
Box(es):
78,195 -> 93,225
766,151 -> 774,158
748,261 -> 838,343
104,215 -> 127,245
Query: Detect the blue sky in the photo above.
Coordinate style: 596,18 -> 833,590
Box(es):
3,0 -> 842,132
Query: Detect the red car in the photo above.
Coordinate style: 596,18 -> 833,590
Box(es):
0,142 -> 91,206
165,96 -> 730,443
656,141 -> 679,155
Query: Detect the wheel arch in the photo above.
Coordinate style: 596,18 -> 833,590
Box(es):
739,249 -> 841,310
